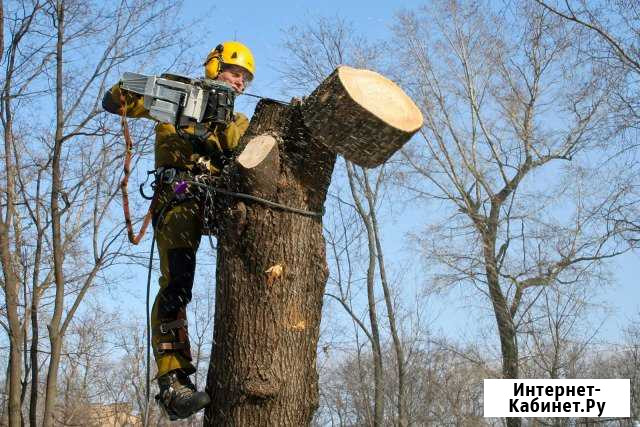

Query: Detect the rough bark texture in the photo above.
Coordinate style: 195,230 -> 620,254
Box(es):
206,100 -> 336,426
302,66 -> 423,168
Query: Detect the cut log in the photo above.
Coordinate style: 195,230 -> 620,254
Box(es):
302,65 -> 424,168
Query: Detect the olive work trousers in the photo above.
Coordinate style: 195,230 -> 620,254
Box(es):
151,184 -> 203,378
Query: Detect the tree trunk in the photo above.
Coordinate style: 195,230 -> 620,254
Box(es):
1,46 -> 23,427
0,190 -> 23,427
364,226 -> 384,427
29,289 -> 40,427
206,100 -> 335,425
206,66 -> 421,425
345,163 -> 384,426
6,321 -> 23,427
365,174 -> 407,427
43,2 -> 65,426
483,233 -> 520,427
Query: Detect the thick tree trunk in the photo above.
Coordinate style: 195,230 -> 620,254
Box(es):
206,100 -> 335,425
206,66 -> 421,425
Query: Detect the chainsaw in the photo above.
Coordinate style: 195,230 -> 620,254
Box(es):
119,72 -> 236,127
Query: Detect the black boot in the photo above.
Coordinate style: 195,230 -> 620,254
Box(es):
155,370 -> 210,420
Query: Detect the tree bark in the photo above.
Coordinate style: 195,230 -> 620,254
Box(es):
483,231 -> 520,427
1,26 -> 23,427
0,226 -> 22,427
206,100 -> 335,425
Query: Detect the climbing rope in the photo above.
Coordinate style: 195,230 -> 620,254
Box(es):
184,179 -> 324,218
119,92 -> 157,245
144,232 -> 155,427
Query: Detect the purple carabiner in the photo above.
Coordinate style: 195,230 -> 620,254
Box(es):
174,180 -> 188,195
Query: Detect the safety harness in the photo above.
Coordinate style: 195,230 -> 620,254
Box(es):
119,94 -> 320,245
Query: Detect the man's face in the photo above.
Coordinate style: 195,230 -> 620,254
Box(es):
216,64 -> 251,93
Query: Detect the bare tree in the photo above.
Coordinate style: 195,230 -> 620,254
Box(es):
518,282 -> 606,380
42,0 -> 189,424
1,2 -> 47,425
345,161 -> 409,426
623,316 -> 640,422
393,1 -> 631,425
533,0 -> 640,247
0,0 -> 191,425
533,0 -> 640,128
315,334 -> 498,426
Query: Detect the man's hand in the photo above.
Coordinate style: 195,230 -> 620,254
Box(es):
190,155 -> 220,175
290,96 -> 306,107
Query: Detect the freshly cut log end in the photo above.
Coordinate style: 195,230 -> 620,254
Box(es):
237,134 -> 277,169
236,133 -> 279,199
340,66 -> 423,133
302,65 -> 424,168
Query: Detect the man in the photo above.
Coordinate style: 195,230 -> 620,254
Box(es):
102,41 -> 255,420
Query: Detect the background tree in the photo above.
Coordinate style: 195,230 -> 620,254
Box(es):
0,0 -> 190,425
533,0 -> 640,249
392,1 -> 631,425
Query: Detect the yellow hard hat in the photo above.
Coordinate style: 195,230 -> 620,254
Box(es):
204,41 -> 255,81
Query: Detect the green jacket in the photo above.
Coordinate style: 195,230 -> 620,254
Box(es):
102,80 -> 249,174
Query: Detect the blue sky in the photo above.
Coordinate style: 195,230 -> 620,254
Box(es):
181,0 -> 417,107
115,0 -> 640,346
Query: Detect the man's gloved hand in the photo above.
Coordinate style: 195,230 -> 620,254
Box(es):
190,155 -> 220,175
290,96 -> 306,107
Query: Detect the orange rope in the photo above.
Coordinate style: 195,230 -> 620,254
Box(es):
119,92 -> 156,245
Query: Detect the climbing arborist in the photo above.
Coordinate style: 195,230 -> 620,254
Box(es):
102,41 -> 255,420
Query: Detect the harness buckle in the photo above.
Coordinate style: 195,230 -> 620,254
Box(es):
155,167 -> 178,184
159,319 -> 187,335
156,341 -> 188,355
